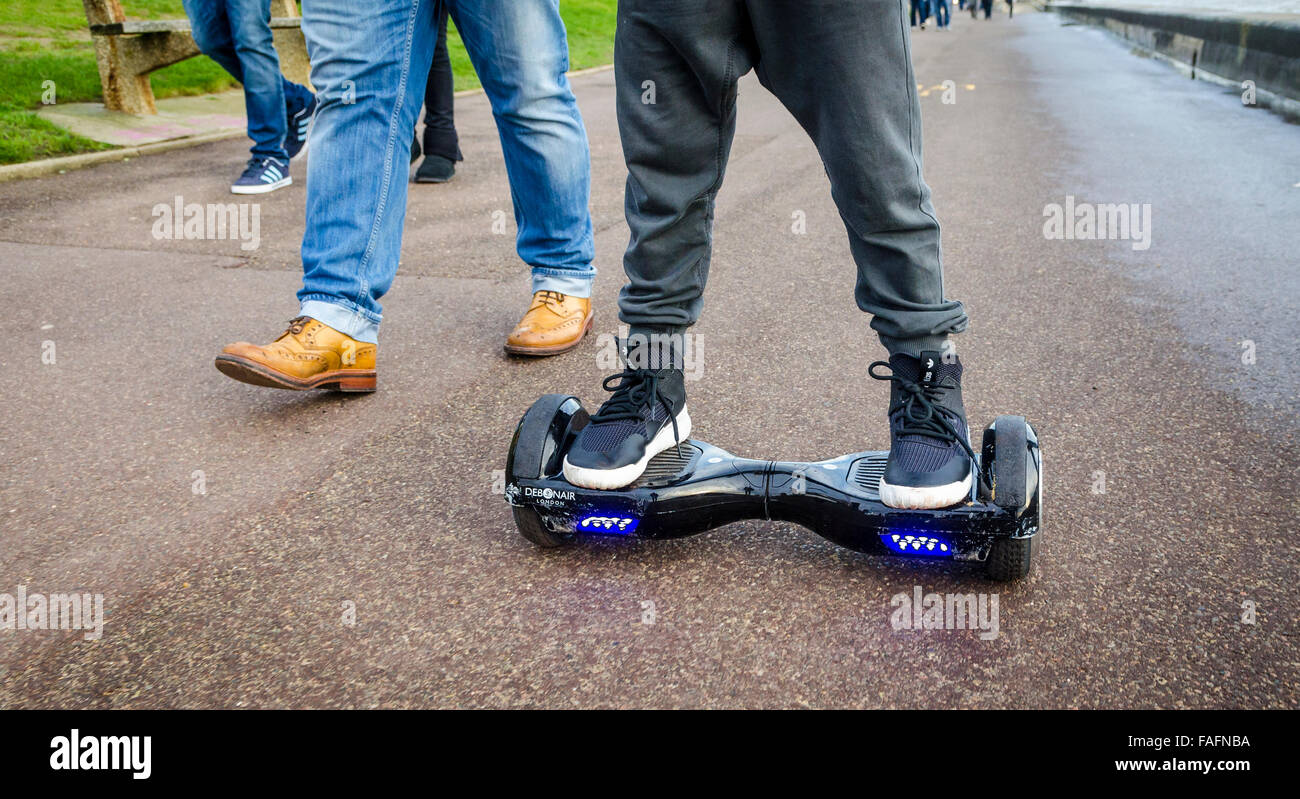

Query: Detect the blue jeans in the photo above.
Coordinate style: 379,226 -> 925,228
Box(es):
183,0 -> 314,162
934,0 -> 951,26
297,0 -> 595,344
909,0 -> 931,26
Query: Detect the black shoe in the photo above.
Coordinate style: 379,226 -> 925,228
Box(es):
285,95 -> 317,161
414,154 -> 456,183
563,353 -> 690,490
870,350 -> 978,509
410,134 -> 422,165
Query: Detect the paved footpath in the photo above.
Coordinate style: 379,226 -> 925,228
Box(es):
1,9 -> 1296,708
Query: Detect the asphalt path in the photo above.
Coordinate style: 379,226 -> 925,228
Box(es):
1,8 -> 1296,707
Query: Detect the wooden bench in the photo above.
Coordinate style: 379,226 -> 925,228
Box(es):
82,0 -> 311,115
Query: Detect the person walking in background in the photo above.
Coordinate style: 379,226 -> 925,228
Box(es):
409,3 -> 462,184
183,0 -> 316,194
910,0 -> 931,29
934,0 -> 951,29
215,0 -> 597,393
981,0 -> 994,18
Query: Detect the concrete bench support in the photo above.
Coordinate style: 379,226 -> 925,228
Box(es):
82,0 -> 311,115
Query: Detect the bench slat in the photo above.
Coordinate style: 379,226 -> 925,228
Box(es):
91,17 -> 302,36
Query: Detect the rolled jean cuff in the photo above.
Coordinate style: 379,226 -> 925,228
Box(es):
299,298 -> 381,344
878,333 -> 951,358
531,266 -> 595,298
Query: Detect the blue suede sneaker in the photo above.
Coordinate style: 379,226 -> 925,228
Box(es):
285,95 -> 317,161
231,158 -> 292,195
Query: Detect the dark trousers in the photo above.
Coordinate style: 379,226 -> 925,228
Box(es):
615,0 -> 967,355
421,2 -> 462,161
910,0 -> 930,26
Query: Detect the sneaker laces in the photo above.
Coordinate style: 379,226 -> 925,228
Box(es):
869,360 -> 989,494
242,157 -> 281,177
590,364 -> 682,457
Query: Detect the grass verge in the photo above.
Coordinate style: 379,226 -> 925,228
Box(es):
0,0 -> 617,165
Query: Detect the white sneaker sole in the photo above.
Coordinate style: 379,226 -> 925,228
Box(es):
562,407 -> 692,490
231,176 -> 292,195
879,469 -> 973,510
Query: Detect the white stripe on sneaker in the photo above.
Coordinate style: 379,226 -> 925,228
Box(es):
232,175 -> 292,194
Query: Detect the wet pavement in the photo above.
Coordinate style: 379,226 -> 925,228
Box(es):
0,8 -> 1296,708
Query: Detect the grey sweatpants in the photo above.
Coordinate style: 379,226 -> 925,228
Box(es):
615,0 -> 968,356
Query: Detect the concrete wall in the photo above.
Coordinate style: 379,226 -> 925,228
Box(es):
1044,3 -> 1300,118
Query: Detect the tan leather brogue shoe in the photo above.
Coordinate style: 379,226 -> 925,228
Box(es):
215,316 -> 377,392
504,290 -> 593,356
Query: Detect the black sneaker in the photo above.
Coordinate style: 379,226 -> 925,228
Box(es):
285,95 -> 317,161
414,154 -> 456,184
563,347 -> 690,490
870,350 -> 978,509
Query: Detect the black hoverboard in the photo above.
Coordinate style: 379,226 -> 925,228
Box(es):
506,394 -> 1043,581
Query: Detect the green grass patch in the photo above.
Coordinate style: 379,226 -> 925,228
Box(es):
0,0 -> 616,165
0,109 -> 113,163
443,0 -> 618,91
0,1 -> 238,106
556,0 -> 619,73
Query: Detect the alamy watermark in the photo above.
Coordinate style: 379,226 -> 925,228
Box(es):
890,585 -> 999,640
152,194 -> 261,251
1043,195 -> 1151,251
596,325 -> 705,381
50,730 -> 150,779
0,585 -> 104,641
